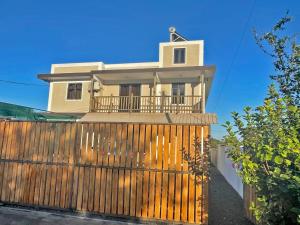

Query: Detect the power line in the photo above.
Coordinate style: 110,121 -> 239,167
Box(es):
0,79 -> 47,87
212,0 -> 257,111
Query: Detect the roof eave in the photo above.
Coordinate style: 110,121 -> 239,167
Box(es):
37,72 -> 92,82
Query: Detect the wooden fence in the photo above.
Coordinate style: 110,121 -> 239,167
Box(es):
244,185 -> 257,224
0,121 -> 209,224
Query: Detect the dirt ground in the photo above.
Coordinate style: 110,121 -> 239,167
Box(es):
209,166 -> 254,225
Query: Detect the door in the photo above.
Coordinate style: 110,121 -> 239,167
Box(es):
119,84 -> 141,112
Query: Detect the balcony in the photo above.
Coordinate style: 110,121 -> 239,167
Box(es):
91,95 -> 203,114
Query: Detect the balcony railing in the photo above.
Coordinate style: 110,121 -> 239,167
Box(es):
91,95 -> 203,113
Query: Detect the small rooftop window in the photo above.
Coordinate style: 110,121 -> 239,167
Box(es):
174,48 -> 186,64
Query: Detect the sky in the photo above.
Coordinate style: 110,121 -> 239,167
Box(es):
0,0 -> 299,139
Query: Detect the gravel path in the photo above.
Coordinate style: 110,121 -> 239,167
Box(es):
209,166 -> 254,225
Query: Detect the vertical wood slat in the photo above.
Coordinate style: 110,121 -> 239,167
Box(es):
174,125 -> 182,221
181,125 -> 189,222
148,124 -> 157,218
117,123 -> 127,215
87,123 -> 95,212
188,125 -> 196,223
142,124 -> 151,218
0,121 -> 209,224
167,125 -> 176,221
93,123 -> 101,212
202,126 -> 209,225
99,123 -> 107,213
195,126 -> 203,224
154,124 -> 163,219
136,124 -> 145,217
105,123 -> 115,214
129,124 -> 139,217
124,124 -> 133,215
111,123 -> 122,215
161,125 -> 169,220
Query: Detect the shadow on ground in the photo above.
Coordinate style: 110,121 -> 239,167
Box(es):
0,207 -> 140,225
209,166 -> 254,225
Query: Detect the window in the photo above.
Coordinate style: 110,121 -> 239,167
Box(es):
67,83 -> 82,100
173,48 -> 186,64
172,83 -> 185,104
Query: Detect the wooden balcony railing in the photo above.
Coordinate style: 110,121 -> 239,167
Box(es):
91,95 -> 203,113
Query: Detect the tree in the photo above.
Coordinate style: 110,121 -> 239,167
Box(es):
224,14 -> 300,225
253,13 -> 300,106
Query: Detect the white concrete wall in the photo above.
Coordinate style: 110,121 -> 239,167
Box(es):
210,145 -> 243,198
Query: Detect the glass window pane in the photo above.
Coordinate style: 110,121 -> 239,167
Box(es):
174,48 -> 186,64
67,83 -> 82,100
172,83 -> 185,104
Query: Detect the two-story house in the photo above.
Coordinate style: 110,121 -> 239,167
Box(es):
38,28 -> 217,124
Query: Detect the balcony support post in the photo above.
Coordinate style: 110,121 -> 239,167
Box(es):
176,88 -> 180,114
161,91 -> 165,113
109,94 -> 113,113
129,92 -> 133,113
191,83 -> 195,113
89,75 -> 95,112
200,74 -> 205,113
153,72 -> 157,113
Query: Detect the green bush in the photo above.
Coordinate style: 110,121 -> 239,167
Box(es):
224,14 -> 300,225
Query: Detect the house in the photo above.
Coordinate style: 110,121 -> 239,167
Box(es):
38,28 -> 217,124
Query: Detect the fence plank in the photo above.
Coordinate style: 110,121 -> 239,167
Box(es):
148,124 -> 157,218
0,122 -> 6,157
188,125 -> 196,223
202,126 -> 209,225
167,125 -> 176,221
136,124 -> 145,217
161,124 -> 170,220
195,126 -> 203,224
93,123 -> 101,212
154,124 -> 163,219
181,125 -> 189,222
117,124 -> 127,215
174,125 -> 182,221
124,123 -> 133,216
141,124 -> 151,218
105,123 -> 114,214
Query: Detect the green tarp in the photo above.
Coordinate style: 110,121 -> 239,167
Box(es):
0,102 -> 78,121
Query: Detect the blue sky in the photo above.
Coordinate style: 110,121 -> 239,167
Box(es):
0,0 -> 299,138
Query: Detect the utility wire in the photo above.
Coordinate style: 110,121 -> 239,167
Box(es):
0,79 -> 47,87
212,0 -> 257,111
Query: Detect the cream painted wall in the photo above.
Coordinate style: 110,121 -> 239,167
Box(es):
141,84 -> 150,96
161,84 -> 171,95
49,81 -> 90,113
49,81 -> 202,113
53,65 -> 100,73
160,42 -> 204,67
102,85 -> 119,96
47,40 -> 205,113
